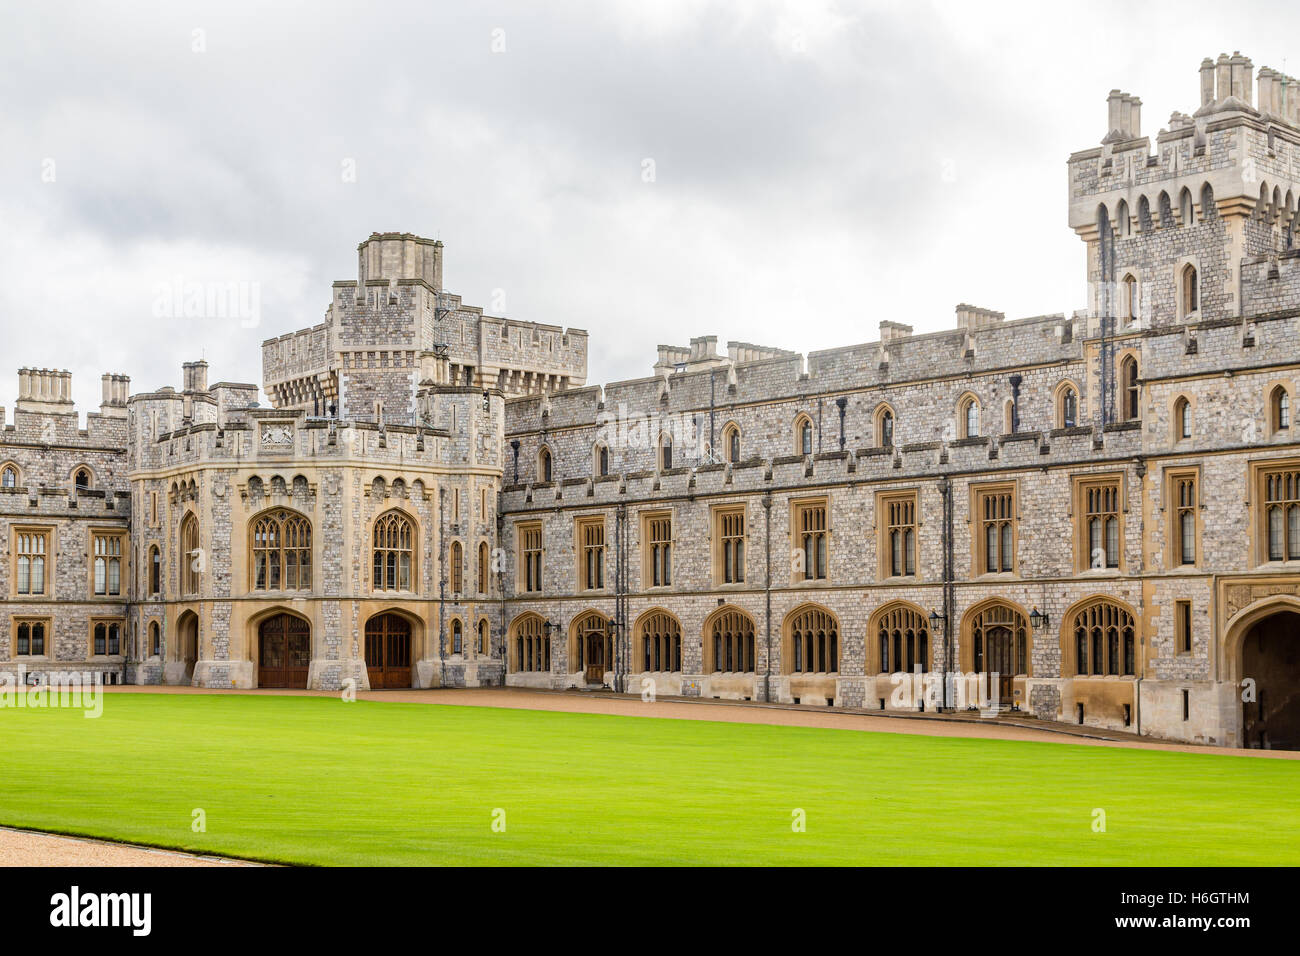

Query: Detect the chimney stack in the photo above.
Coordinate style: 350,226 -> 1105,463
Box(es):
182,360 -> 209,393
99,373 -> 130,418
1200,58 -> 1216,106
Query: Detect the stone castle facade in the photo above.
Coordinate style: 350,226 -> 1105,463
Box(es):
4,53 -> 1300,747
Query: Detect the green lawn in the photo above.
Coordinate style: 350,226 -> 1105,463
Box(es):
0,692 -> 1295,865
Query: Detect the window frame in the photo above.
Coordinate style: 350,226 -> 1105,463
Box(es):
575,515 -> 606,592
791,496 -> 830,583
1253,458 -> 1300,565
12,616 -> 51,658
371,509 -> 417,593
970,482 -> 1018,578
711,504 -> 747,586
89,618 -> 123,658
642,511 -> 673,589
1166,467 -> 1199,568
1072,472 -> 1125,573
90,529 -> 126,597
517,521 -> 543,593
12,525 -> 53,598
876,489 -> 919,580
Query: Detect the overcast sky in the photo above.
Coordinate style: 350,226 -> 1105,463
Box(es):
3,0 -> 1299,416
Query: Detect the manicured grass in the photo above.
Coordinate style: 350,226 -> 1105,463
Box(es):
0,692 -> 1296,865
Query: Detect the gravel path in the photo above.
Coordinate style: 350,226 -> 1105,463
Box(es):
0,826 -> 260,867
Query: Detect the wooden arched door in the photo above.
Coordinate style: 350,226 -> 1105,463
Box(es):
258,614 -> 310,688
365,614 -> 412,689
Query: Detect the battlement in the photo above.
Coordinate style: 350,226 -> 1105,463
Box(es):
1067,52 -> 1300,327
263,233 -> 587,417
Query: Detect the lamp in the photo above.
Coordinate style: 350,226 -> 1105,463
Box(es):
928,609 -> 945,630
1029,607 -> 1048,629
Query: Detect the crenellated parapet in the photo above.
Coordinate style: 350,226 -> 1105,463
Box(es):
1068,53 -> 1300,327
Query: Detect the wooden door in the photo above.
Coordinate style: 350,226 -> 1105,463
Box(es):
259,614 -> 310,689
365,614 -> 412,689
585,633 -> 605,684
985,626 -> 1015,703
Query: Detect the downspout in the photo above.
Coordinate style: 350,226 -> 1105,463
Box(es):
940,476 -> 955,710
1135,458 -> 1146,735
836,396 -> 848,449
438,486 -> 447,671
762,493 -> 773,703
496,510 -> 507,686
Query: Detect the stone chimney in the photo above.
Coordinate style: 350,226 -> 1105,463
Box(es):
182,360 -> 209,393
99,373 -> 130,419
1200,58 -> 1216,107
15,368 -> 74,414
878,320 -> 913,342
955,304 -> 1005,332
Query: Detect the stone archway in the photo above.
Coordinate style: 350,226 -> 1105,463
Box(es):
1240,610 -> 1300,750
177,610 -> 199,685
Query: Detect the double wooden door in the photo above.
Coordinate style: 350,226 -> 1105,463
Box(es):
259,614 -> 310,688
365,614 -> 412,689
985,626 -> 1016,702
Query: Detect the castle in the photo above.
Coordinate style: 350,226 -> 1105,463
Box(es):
3,53 -> 1300,747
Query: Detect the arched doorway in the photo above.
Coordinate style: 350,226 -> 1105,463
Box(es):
258,613 -> 310,689
571,612 -> 612,686
966,602 -> 1029,704
1241,611 -> 1300,749
177,611 -> 199,684
365,613 -> 412,689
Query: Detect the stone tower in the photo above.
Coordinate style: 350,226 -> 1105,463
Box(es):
1068,53 -> 1300,330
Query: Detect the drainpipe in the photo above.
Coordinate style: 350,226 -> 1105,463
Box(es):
438,487 -> 447,669
940,476 -> 955,710
836,396 -> 848,450
510,440 -> 520,483
496,511 -> 507,686
762,493 -> 773,703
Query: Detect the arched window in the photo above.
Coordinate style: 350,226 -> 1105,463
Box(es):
1180,187 -> 1196,226
786,605 -> 839,674
149,545 -> 161,595
1069,601 -> 1135,677
1120,356 -> 1140,422
707,607 -> 755,673
149,620 -> 161,657
74,468 -> 92,491
875,604 -> 929,674
251,509 -> 312,591
594,443 -> 609,477
1271,386 -> 1291,434
512,614 -> 549,673
1,465 -> 17,488
875,406 -> 894,447
1059,385 -> 1078,429
1174,397 -> 1192,440
180,513 -> 199,596
478,541 -> 490,594
659,434 -> 673,471
450,541 -> 464,593
1122,274 -> 1137,324
636,610 -> 682,672
451,618 -> 463,655
372,510 -> 415,591
1116,199 -> 1130,238
959,396 -> 980,439
722,423 -> 741,463
538,446 -> 552,483
1181,264 -> 1198,317
478,618 -> 490,654
795,415 -> 813,455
